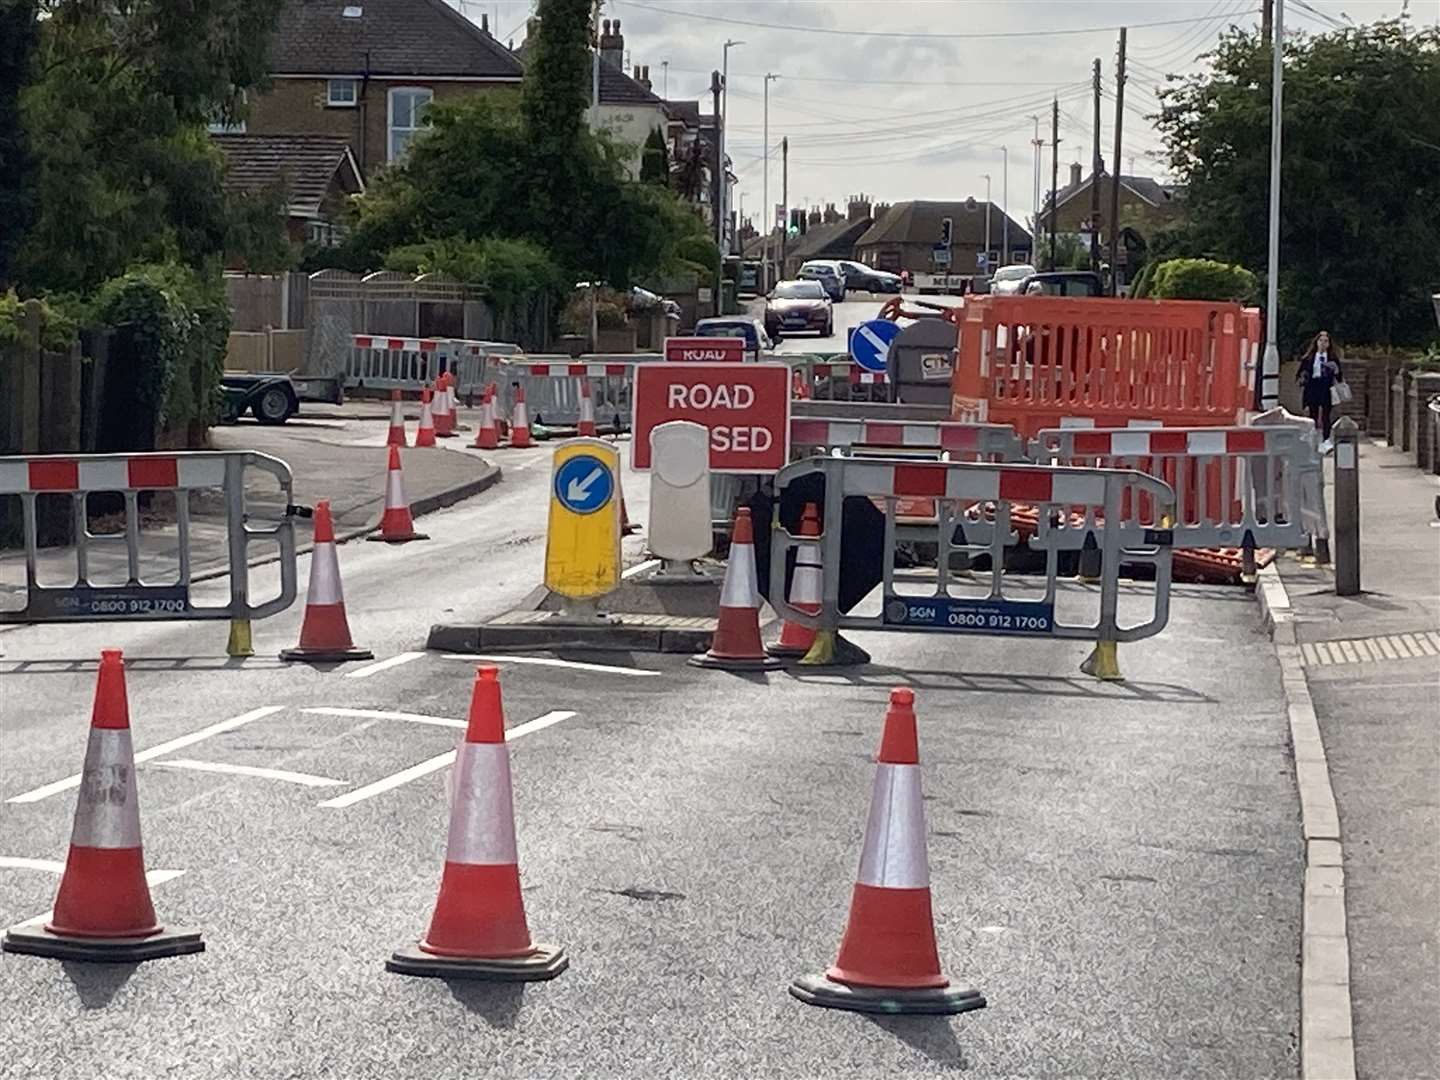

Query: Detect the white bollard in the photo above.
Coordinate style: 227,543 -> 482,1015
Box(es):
648,420 -> 713,581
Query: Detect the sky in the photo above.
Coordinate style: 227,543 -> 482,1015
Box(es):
454,0 -> 1423,231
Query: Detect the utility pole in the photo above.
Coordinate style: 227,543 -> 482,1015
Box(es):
1262,0 -> 1285,409
762,73 -> 780,291
720,39 -> 744,257
1263,0 -> 1274,45
780,136 -> 789,277
1029,115 -> 1043,255
1090,57 -> 1102,274
982,174 -> 992,275
1048,97 -> 1060,271
1109,28 -> 1127,295
1000,146 -> 1009,265
661,59 -> 669,98
711,70 -> 724,315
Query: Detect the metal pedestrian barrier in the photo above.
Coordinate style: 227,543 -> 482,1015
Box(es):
778,353 -> 891,402
345,336 -> 515,396
768,455 -> 1175,678
493,355 -> 668,431
0,451 -> 299,653
790,416 -> 1025,462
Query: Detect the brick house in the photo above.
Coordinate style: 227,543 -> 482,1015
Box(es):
1036,164 -> 1186,266
244,0 -> 524,179
854,200 -> 1032,277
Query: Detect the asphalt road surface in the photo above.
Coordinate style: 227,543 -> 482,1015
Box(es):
0,425 -> 1302,1079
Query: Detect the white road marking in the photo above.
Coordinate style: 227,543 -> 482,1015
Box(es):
7,706 -> 285,804
6,869 -> 186,931
0,856 -> 65,874
318,710 -> 576,809
622,558 -> 661,579
345,651 -> 425,679
300,707 -> 465,730
442,654 -> 660,677
147,759 -> 344,787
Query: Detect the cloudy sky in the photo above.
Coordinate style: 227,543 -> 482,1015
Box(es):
458,0 -> 1420,230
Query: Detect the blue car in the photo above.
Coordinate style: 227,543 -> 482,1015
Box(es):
693,317 -> 775,359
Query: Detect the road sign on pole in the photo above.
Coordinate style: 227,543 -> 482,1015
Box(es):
544,439 -> 621,599
848,319 -> 902,374
632,363 -> 790,473
664,337 -> 746,363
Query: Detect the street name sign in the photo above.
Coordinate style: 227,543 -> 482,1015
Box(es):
632,363 -> 790,473
544,439 -> 621,599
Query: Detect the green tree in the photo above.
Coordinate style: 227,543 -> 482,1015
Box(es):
640,127 -> 670,187
672,140 -> 708,203
1155,18 -> 1440,347
0,1 -> 38,290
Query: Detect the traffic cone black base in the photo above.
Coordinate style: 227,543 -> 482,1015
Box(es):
280,644 -> 374,662
3,923 -> 203,963
366,531 -> 429,544
788,972 -> 986,1016
687,650 -> 783,671
386,941 -> 567,982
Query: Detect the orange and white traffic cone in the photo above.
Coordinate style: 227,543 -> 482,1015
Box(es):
689,507 -> 782,671
388,666 -> 567,981
435,373 -> 457,438
577,378 -> 597,437
509,385 -> 532,449
790,688 -> 985,1016
415,387 -> 437,448
1,650 -> 203,962
280,500 -> 374,663
368,445 -> 429,544
386,389 -> 409,448
768,501 -> 823,658
472,387 -> 499,450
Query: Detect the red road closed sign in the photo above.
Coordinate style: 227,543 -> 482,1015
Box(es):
633,363 -> 791,473
663,336 -> 746,363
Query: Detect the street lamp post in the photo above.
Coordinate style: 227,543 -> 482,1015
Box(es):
763,72 -> 780,291
1262,0 -> 1284,410
999,147 -> 1009,265
720,39 -> 744,257
982,173 -> 992,275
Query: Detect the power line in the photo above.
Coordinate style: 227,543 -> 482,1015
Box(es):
615,0 -> 1266,41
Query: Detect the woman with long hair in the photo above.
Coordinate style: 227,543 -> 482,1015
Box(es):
1296,330 -> 1343,442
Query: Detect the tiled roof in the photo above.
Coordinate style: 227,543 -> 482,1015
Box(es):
598,58 -> 664,107
788,217 -> 873,262
267,0 -> 523,78
857,201 -> 1032,249
212,134 -> 363,216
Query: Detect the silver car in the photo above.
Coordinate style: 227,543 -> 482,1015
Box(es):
798,260 -> 847,302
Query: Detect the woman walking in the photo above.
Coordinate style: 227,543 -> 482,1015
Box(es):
1296,330 -> 1344,443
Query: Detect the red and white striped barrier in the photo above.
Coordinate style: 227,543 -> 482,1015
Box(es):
0,455 -> 225,494
833,459 -> 1112,507
790,418 -> 1025,459
353,336 -> 439,352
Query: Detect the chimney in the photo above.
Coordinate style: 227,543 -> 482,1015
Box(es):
1070,161 -> 1082,189
480,12 -> 488,32
823,202 -> 840,224
847,193 -> 872,222
634,64 -> 652,92
600,18 -> 624,69
807,207 -> 822,226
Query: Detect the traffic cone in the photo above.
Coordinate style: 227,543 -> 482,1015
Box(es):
368,446 -> 429,544
689,507 -> 783,671
280,500 -> 374,663
509,385 -> 531,448
768,502 -> 823,658
790,688 -> 985,1016
415,387 -> 437,448
472,387 -> 499,450
435,373 -> 457,438
577,378 -> 597,437
1,650 -> 204,962
388,666 -> 567,981
386,389 -> 409,448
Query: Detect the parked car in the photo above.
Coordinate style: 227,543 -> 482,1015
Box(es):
765,280 -> 833,338
838,260 -> 903,294
1014,271 -> 1106,298
797,260 -> 847,302
990,264 -> 1038,295
693,316 -> 775,358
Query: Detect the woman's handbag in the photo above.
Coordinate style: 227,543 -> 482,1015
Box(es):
1331,379 -> 1353,405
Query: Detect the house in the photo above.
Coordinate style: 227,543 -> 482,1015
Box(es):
593,21 -> 669,179
781,197 -> 876,277
244,0 -> 524,178
213,134 -> 365,250
1036,164 -> 1185,247
854,200 -> 1032,276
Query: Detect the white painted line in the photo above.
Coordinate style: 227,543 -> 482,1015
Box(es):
1300,643 -> 1319,666
301,707 -> 465,730
7,869 -> 186,931
147,759 -> 345,788
622,558 -> 661,580
319,710 -> 577,809
7,706 -> 285,804
345,651 -> 426,679
0,856 -> 65,874
442,654 -> 660,677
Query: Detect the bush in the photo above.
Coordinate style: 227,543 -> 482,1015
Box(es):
0,289 -> 79,352
559,287 -> 628,334
384,237 -> 560,311
673,234 -> 721,287
1147,258 -> 1258,304
92,263 -> 229,449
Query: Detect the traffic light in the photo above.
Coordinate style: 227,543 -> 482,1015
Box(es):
940,217 -> 953,247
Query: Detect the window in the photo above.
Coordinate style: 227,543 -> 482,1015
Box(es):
327,79 -> 358,107
388,87 -> 433,162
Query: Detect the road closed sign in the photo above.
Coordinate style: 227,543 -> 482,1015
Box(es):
664,336 -> 746,363
632,363 -> 790,473
544,439 -> 621,599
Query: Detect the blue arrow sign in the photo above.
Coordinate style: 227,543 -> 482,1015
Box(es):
848,319 -> 903,374
553,453 -> 615,515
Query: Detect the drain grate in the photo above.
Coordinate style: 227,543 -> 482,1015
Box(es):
1300,631 -> 1440,666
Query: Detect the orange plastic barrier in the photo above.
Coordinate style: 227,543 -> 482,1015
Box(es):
950,296 -> 1250,437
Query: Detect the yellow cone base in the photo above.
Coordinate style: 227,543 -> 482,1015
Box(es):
226,618 -> 254,658
789,973 -> 986,1016
797,630 -> 871,668
1080,640 -> 1123,682
386,942 -> 567,982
